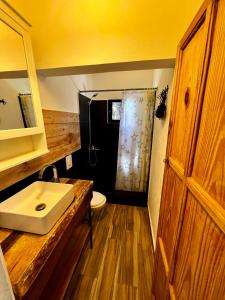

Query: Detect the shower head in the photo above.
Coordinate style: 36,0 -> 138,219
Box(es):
91,93 -> 98,99
89,93 -> 98,105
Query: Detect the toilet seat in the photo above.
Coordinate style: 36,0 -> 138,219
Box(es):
91,191 -> 106,209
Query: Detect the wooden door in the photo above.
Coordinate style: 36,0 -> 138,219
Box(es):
171,0 -> 225,298
152,0 -> 218,299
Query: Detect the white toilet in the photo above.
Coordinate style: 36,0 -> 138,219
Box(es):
91,191 -> 106,211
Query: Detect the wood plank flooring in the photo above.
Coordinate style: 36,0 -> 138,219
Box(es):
66,204 -> 154,300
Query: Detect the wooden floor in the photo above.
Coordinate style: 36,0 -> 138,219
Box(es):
67,204 -> 155,300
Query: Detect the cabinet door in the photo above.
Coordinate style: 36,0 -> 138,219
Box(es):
152,1 -> 216,299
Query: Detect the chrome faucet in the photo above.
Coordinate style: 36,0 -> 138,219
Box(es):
38,164 -> 59,183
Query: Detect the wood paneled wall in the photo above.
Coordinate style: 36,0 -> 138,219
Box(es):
0,109 -> 80,191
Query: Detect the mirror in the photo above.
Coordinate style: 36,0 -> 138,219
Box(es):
0,19 -> 36,130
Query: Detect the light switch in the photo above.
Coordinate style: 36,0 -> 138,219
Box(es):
65,154 -> 73,170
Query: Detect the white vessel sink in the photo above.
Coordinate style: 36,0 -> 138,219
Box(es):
0,181 -> 75,235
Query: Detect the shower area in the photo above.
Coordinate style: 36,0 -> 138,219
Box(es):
75,88 -> 156,206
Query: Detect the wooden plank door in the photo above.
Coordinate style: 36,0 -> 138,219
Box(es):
152,1 -> 216,299
171,0 -> 225,298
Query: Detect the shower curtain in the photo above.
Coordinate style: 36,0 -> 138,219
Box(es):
18,94 -> 36,128
115,90 -> 155,192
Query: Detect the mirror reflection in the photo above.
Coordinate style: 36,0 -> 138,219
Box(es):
0,19 -> 36,130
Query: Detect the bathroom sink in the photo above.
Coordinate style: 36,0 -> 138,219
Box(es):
0,181 -> 75,234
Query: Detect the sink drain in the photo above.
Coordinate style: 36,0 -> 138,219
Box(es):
35,203 -> 46,211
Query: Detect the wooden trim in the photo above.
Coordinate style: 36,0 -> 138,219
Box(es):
187,178 -> 225,234
178,0 -> 211,48
168,158 -> 184,180
180,14 -> 206,50
158,237 -> 169,276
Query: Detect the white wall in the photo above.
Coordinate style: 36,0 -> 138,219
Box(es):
148,69 -> 174,248
38,74 -> 93,112
83,70 -> 155,100
0,73 -> 91,129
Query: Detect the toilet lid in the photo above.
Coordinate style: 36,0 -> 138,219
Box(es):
91,191 -> 106,208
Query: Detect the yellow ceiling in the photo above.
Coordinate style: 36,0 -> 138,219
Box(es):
7,0 -> 203,70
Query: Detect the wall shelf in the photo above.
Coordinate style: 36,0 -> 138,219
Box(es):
0,127 -> 44,141
0,148 -> 49,172
0,1 -> 48,174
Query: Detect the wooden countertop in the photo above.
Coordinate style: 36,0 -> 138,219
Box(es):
0,179 -> 93,298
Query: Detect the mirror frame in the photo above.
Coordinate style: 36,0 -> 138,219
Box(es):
0,2 -> 45,140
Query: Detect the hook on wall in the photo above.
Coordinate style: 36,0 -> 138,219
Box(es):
155,85 -> 169,119
0,98 -> 7,105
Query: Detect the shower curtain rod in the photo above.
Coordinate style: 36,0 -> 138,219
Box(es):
79,87 -> 157,93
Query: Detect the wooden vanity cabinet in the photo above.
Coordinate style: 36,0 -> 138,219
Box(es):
153,0 -> 225,299
25,189 -> 92,300
1,179 -> 93,300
